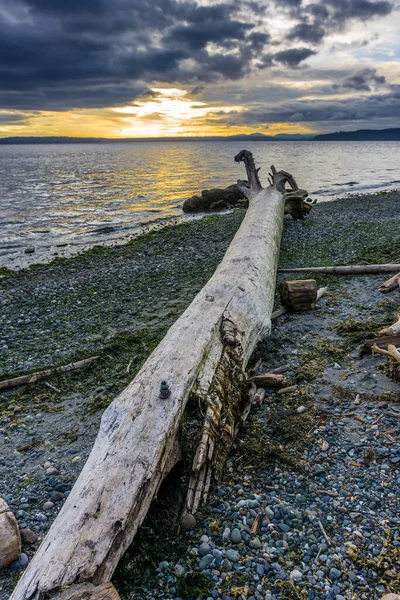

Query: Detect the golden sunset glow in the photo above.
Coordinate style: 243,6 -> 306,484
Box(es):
0,87 -> 318,138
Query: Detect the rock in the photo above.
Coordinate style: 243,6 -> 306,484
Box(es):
199,554 -> 214,570
17,444 -> 32,452
297,405 -> 307,414
24,248 -> 35,254
290,569 -> 303,581
19,528 -> 38,545
0,498 -> 21,567
180,513 -> 196,530
18,552 -> 29,566
231,528 -> 242,544
199,542 -> 211,557
72,456 -> 81,463
221,558 -> 232,572
249,537 -> 262,549
43,501 -> 54,511
46,467 -> 59,476
226,549 -> 240,563
182,185 -> 245,213
329,567 -> 341,580
380,596 -> 400,600
43,461 -> 52,469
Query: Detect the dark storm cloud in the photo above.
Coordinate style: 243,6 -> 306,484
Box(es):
0,0 -> 272,110
273,47 -> 316,66
286,0 -> 392,43
221,87 -> 400,124
332,68 -> 387,91
0,0 -> 395,112
0,111 -> 29,124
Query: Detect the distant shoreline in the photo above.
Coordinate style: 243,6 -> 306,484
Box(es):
0,127 -> 399,144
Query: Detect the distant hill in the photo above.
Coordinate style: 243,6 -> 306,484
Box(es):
313,128 -> 400,141
0,128 -> 399,144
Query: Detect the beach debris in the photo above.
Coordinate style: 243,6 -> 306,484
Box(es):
0,499 -> 21,568
0,356 -> 99,392
271,286 -> 327,320
278,262 -> 400,274
364,446 -> 376,467
372,343 -> 400,381
248,373 -> 286,388
280,279 -> 318,310
379,313 -> 400,336
379,272 -> 400,293
360,335 -> 400,356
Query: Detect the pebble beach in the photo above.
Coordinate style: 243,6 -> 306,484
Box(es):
0,189 -> 399,600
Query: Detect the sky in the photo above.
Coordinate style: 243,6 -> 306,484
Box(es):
0,0 -> 399,137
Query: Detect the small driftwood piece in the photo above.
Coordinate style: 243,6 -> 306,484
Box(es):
278,263 -> 400,275
380,272 -> 400,293
379,314 -> 400,337
280,279 -> 317,310
0,357 -> 99,392
11,151 -> 305,600
271,286 -> 327,320
360,335 -> 400,356
248,373 -> 286,388
372,344 -> 400,381
0,499 -> 21,567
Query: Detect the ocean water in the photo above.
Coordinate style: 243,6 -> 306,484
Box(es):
1,140 -> 399,268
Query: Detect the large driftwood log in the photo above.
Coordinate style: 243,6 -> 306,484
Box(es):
11,151 -> 303,600
379,272 -> 400,293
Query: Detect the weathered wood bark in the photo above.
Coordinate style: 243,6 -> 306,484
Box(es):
247,373 -> 286,388
0,499 -> 21,567
372,343 -> 400,382
278,263 -> 400,275
0,357 -> 99,392
10,150 -> 302,600
280,279 -> 317,310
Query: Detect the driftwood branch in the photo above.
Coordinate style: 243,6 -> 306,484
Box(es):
0,357 -> 99,392
379,314 -> 400,337
278,263 -> 400,275
372,344 -> 400,363
379,272 -> 400,293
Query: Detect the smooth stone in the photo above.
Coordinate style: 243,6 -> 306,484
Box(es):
231,528 -> 242,544
329,567 -> 341,580
19,528 -> 38,545
18,553 -> 28,567
43,502 -> 54,510
180,514 -> 196,530
290,569 -> 303,581
226,549 -> 240,562
199,543 -> 211,557
199,554 -> 214,570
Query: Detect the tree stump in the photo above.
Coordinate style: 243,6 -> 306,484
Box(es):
280,279 -> 318,310
0,498 -> 21,567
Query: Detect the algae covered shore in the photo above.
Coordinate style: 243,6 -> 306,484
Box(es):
0,190 -> 400,600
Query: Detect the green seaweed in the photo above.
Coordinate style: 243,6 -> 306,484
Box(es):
175,573 -> 213,600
